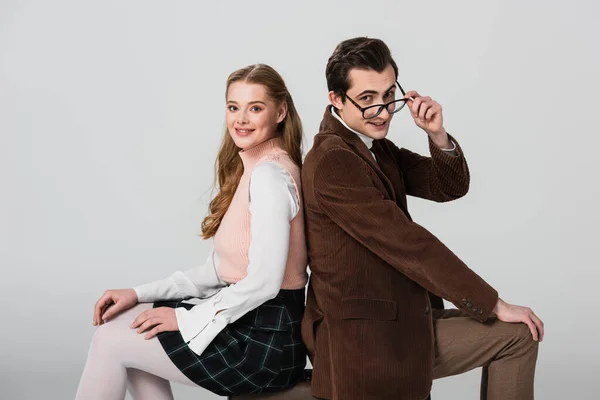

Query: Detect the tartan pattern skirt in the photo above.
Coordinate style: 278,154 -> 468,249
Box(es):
153,288 -> 307,396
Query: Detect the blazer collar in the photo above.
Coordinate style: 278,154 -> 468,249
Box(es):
319,106 -> 376,162
329,107 -> 374,150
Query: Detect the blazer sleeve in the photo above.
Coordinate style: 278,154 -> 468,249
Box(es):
313,147 -> 498,321
389,134 -> 470,202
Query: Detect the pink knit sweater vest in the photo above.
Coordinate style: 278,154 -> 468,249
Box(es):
213,136 -> 308,290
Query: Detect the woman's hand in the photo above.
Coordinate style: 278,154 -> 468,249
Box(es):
131,307 -> 179,340
93,288 -> 138,326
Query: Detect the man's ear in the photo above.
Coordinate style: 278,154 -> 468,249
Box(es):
276,102 -> 288,124
328,91 -> 344,111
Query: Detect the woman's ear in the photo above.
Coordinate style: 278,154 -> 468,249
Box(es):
276,102 -> 288,124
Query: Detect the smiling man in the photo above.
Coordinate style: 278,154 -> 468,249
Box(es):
300,37 -> 543,400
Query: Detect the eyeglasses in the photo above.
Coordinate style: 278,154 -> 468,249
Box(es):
344,81 -> 408,120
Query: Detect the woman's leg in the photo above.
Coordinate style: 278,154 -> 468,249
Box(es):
126,368 -> 174,400
75,303 -> 197,400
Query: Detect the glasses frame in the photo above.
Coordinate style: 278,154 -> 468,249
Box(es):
344,81 -> 408,120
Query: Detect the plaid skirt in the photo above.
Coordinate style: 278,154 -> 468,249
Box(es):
154,288 -> 307,396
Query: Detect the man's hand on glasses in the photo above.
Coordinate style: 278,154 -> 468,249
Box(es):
404,90 -> 451,149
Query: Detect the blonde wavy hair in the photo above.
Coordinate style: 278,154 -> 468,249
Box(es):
200,64 -> 303,239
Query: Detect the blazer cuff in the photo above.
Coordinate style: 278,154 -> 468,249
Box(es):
429,133 -> 462,159
458,286 -> 499,322
440,140 -> 457,154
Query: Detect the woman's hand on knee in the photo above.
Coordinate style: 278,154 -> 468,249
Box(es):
93,288 -> 138,326
130,307 -> 178,340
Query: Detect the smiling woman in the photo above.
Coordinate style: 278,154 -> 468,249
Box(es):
75,64 -> 309,399
226,82 -> 286,144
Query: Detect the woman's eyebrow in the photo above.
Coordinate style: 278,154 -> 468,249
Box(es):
226,100 -> 267,105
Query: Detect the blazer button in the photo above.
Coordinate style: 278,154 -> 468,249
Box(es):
424,306 -> 430,314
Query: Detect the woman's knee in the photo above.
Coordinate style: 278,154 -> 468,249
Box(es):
89,321 -> 130,359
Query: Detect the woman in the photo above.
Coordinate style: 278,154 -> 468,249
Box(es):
75,64 -> 308,399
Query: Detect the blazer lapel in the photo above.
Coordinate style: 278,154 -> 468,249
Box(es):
372,140 -> 410,213
318,107 -> 397,202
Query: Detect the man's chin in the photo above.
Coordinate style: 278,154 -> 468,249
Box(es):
365,128 -> 389,140
364,121 -> 390,139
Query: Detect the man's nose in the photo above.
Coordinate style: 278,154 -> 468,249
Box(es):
377,107 -> 391,120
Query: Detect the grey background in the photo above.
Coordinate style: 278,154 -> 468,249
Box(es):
1,0 -> 599,399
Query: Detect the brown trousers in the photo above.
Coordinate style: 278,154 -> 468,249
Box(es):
433,309 -> 539,400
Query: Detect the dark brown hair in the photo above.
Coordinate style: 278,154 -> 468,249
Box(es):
326,37 -> 398,102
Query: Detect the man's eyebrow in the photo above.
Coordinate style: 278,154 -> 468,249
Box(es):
356,84 -> 396,98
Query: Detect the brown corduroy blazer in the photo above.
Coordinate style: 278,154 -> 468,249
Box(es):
300,107 -> 499,400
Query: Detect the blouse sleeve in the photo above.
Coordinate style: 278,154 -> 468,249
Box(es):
133,246 -> 226,303
175,162 -> 299,347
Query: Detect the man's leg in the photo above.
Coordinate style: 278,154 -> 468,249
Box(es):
432,309 -> 538,400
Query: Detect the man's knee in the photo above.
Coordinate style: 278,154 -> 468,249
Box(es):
511,322 -> 539,355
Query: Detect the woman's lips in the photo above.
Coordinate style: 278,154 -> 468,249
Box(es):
235,128 -> 255,137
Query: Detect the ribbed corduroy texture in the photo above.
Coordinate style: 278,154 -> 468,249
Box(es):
213,136 -> 308,290
299,107 -> 499,400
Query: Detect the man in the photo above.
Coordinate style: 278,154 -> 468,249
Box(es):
300,37 -> 544,400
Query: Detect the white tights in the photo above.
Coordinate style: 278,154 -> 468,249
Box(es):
75,303 -> 199,400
